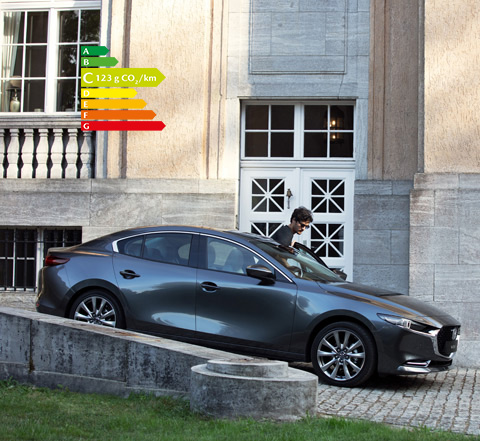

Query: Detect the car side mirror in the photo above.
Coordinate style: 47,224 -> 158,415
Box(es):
333,269 -> 348,280
246,265 -> 276,283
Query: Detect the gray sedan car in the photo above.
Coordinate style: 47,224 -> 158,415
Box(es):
36,226 -> 460,387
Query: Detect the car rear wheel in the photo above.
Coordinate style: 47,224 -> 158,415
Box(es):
311,321 -> 376,387
69,291 -> 125,329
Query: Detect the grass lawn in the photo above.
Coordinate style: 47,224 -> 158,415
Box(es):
0,379 -> 477,441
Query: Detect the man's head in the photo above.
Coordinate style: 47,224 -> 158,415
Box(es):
289,206 -> 313,235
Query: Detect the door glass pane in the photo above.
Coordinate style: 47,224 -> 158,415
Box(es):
58,45 -> 77,76
305,105 -> 328,130
330,133 -> 354,158
26,11 -> 48,43
246,105 -> 268,130
245,132 -> 268,157
3,12 -> 24,44
271,105 -> 294,129
304,132 -> 327,157
80,10 -> 100,42
24,80 -> 45,111
57,79 -> 76,111
59,11 -> 79,43
271,133 -> 293,157
331,105 -> 354,130
25,46 -> 47,77
2,47 -> 23,78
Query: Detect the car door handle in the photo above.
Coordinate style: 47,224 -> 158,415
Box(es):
200,281 -> 219,292
120,270 -> 141,279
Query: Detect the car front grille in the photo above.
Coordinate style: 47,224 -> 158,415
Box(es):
437,326 -> 459,356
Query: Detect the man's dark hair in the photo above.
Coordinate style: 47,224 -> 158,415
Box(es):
290,206 -> 313,223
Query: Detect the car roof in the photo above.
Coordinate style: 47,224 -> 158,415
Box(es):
79,225 -> 279,250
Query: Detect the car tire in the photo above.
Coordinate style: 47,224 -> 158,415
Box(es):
69,290 -> 125,329
310,321 -> 377,387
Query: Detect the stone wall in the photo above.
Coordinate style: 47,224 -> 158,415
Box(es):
410,173 -> 480,367
0,178 -> 237,242
353,180 -> 412,294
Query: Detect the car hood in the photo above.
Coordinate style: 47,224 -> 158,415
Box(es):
318,281 -> 461,326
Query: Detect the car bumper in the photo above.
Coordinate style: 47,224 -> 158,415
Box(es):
375,324 -> 460,376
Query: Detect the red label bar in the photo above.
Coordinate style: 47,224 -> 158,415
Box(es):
81,121 -> 166,131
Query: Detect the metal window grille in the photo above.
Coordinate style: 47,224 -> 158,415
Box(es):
0,227 -> 82,291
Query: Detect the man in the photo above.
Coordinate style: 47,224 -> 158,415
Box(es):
272,206 -> 313,246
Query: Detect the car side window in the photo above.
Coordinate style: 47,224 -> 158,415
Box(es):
206,237 -> 273,275
117,236 -> 144,257
143,233 -> 192,265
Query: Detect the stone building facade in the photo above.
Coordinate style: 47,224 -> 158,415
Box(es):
0,0 -> 478,365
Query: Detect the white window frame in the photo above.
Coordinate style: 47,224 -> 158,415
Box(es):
0,0 -> 100,115
241,101 -> 356,166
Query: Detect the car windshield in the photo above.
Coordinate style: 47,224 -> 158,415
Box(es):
252,239 -> 344,283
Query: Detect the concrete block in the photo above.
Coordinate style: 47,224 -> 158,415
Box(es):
354,194 -> 409,230
190,359 -> 318,420
391,230 -> 409,264
435,190 -> 459,228
408,264 -> 434,301
434,265 -> 480,303
354,230 -> 391,264
352,264 -> 409,294
410,190 -> 434,227
410,227 -> 458,264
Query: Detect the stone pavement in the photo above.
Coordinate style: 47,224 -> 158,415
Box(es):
315,368 -> 480,436
2,293 -> 479,436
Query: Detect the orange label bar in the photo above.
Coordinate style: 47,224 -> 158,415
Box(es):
81,99 -> 147,109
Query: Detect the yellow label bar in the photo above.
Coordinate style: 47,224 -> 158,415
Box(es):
81,88 -> 137,98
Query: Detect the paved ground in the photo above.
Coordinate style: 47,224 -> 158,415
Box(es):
2,293 -> 479,436
291,365 -> 480,436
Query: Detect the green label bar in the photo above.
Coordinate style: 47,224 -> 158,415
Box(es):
81,68 -> 165,87
80,46 -> 109,56
81,57 -> 118,67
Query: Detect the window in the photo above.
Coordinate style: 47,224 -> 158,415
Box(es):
117,233 -> 193,266
0,1 -> 100,113
242,103 -> 355,159
0,227 -> 82,291
205,237 -> 274,275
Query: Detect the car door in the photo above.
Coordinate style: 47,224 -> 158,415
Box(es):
112,232 -> 197,337
195,235 -> 298,352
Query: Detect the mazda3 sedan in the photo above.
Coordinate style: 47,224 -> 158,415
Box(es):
36,226 -> 460,387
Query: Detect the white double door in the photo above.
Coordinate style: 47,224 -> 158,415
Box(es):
239,168 -> 354,277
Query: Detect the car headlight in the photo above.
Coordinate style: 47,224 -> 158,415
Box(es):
378,314 -> 412,329
377,314 -> 437,335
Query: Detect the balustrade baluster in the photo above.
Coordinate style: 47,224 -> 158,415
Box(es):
65,128 -> 79,178
50,128 -> 64,178
21,129 -> 35,179
6,128 -> 20,178
0,130 -> 5,178
36,128 -> 49,178
79,132 -> 94,178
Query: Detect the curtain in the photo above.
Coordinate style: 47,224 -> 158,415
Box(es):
1,12 -> 22,111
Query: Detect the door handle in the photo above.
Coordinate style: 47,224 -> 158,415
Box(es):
200,281 -> 219,292
120,269 -> 141,279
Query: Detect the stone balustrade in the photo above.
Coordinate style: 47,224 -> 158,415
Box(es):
0,118 -> 96,179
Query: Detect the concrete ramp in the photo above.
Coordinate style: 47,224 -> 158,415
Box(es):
0,307 -> 318,419
0,307 -> 241,397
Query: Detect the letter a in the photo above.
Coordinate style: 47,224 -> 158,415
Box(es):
81,47 -> 90,55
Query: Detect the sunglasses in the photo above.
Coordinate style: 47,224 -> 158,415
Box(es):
297,221 -> 310,229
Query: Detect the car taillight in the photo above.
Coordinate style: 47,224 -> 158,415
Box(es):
45,255 -> 70,266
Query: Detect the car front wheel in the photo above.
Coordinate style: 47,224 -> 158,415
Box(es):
311,321 -> 376,387
69,291 -> 125,329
